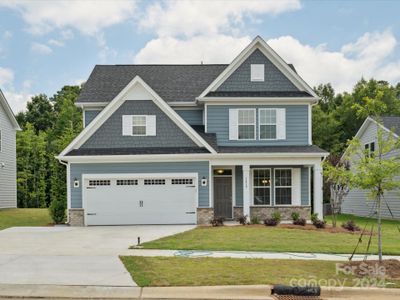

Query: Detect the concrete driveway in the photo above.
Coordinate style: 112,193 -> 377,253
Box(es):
0,225 -> 194,286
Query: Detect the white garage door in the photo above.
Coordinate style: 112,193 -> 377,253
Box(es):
83,173 -> 198,225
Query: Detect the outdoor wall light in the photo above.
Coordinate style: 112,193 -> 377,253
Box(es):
201,176 -> 207,187
0,162 -> 4,169
73,178 -> 80,188
216,169 -> 224,174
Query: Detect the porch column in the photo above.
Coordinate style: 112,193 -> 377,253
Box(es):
242,165 -> 251,219
313,162 -> 323,218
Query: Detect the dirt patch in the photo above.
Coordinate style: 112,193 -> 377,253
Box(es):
342,259 -> 400,279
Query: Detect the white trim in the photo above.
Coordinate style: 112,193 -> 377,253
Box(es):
0,90 -> 21,130
82,109 -> 86,128
237,108 -> 256,141
75,102 -> 108,108
209,164 -> 213,208
274,168 -> 293,206
307,166 -> 311,206
308,104 -> 312,145
198,36 -> 318,99
251,168 -> 273,207
67,163 -> 71,210
82,172 -> 198,226
204,103 -> 208,132
173,107 -> 203,111
167,101 -> 198,107
60,76 -> 217,156
258,108 -> 277,140
198,98 -> 317,104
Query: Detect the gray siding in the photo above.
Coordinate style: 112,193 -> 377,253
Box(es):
84,109 -> 101,127
343,121 -> 400,219
175,109 -> 203,125
301,167 -> 310,206
0,102 -> 17,208
207,105 -> 308,146
70,161 -> 210,209
81,100 -> 198,149
217,49 -> 298,92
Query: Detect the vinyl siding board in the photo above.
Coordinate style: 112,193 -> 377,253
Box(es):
84,110 -> 101,127
216,49 -> 299,92
301,167 -> 310,206
175,109 -> 203,125
342,121 -> 400,219
81,100 -> 198,149
0,102 -> 17,208
70,161 -> 210,209
207,105 -> 308,146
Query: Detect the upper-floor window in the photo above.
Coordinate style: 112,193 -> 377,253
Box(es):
364,141 -> 375,158
238,109 -> 256,140
259,109 -> 276,139
122,115 -> 156,136
250,64 -> 265,82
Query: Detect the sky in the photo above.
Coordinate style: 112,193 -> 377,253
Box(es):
0,0 -> 400,113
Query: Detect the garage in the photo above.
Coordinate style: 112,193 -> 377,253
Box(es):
82,173 -> 198,225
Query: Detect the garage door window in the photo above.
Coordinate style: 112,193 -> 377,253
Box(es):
89,180 -> 111,186
116,179 -> 138,186
171,178 -> 193,185
144,179 -> 166,185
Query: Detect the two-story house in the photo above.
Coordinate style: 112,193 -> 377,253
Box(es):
0,90 -> 20,209
58,36 -> 328,226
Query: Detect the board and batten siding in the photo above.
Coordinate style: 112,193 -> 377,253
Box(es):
70,161 -> 210,209
342,121 -> 400,219
84,109 -> 102,127
207,105 -> 309,146
0,102 -> 17,208
175,109 -> 203,125
234,166 -> 310,207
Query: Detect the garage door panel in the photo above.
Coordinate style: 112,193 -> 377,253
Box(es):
84,175 -> 197,225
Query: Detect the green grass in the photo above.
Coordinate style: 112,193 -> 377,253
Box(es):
0,208 -> 52,230
142,214 -> 400,255
120,256 -> 400,287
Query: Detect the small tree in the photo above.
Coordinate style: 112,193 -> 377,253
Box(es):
345,124 -> 400,261
323,155 -> 352,227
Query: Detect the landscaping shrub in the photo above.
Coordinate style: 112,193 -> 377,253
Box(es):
236,215 -> 248,225
210,216 -> 225,227
313,219 -> 326,229
250,215 -> 261,224
291,211 -> 300,222
311,213 -> 319,223
341,220 -> 360,231
49,198 -> 66,224
272,211 -> 281,223
264,218 -> 278,226
293,218 -> 306,226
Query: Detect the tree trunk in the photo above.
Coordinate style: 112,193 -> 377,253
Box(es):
377,194 -> 383,262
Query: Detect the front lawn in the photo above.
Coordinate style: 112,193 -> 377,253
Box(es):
120,256 -> 400,287
0,208 -> 52,230
141,214 -> 400,255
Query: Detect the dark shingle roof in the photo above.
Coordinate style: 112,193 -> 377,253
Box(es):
380,116 -> 400,136
191,125 -> 218,151
218,145 -> 327,154
66,147 -> 210,156
77,65 -> 228,103
205,91 -> 312,98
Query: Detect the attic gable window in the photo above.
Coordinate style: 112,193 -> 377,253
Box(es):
365,141 -> 375,158
122,115 -> 156,136
250,64 -> 264,82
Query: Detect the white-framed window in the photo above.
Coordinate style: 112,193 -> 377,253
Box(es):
259,109 -> 277,140
253,169 -> 271,205
251,64 -> 264,82
237,109 -> 256,140
364,141 -> 375,157
274,169 -> 292,205
122,115 -> 156,136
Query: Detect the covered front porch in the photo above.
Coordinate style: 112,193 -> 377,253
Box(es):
198,156 -> 324,224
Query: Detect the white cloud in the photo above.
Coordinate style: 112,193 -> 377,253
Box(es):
31,42 -> 53,54
3,30 -> 12,38
48,39 -> 64,47
0,0 -> 137,35
135,35 -> 251,64
0,67 -> 14,86
267,30 -> 400,92
140,0 -> 301,37
3,90 -> 32,113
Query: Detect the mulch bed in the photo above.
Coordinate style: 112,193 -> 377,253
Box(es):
342,259 -> 400,279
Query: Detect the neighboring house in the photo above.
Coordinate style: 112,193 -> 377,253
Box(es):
342,116 -> 400,219
0,90 -> 20,208
58,36 -> 328,226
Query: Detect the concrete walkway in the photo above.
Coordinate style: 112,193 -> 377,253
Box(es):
123,248 -> 400,261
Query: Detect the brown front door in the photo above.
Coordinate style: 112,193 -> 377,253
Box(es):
213,176 -> 233,219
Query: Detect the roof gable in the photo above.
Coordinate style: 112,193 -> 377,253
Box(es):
198,36 -> 318,100
0,90 -> 20,130
59,76 -> 217,157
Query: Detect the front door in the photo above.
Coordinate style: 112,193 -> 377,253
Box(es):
213,176 -> 233,219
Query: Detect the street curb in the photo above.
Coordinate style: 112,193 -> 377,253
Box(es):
0,284 -> 399,299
